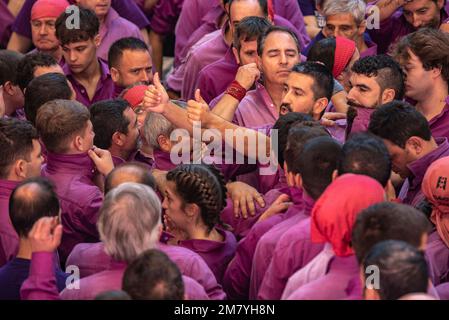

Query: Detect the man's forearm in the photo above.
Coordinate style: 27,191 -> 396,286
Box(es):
211,94 -> 241,122
149,30 -> 164,77
371,0 -> 404,22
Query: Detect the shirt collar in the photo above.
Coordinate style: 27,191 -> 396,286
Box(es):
45,152 -> 96,177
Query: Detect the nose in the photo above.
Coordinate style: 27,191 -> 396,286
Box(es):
280,52 -> 288,65
412,14 -> 422,28
334,28 -> 344,37
69,51 -> 77,62
140,70 -> 150,82
39,24 -> 47,35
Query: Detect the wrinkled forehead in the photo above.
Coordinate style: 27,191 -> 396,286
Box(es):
403,0 -> 439,12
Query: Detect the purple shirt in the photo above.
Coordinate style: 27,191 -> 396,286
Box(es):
178,228 -> 237,285
41,152 -> 103,264
287,255 -> 360,300
298,0 -> 316,16
0,180 -> 20,267
0,0 -> 13,48
250,192 -> 315,299
426,230 -> 449,286
111,150 -> 154,170
347,107 -> 376,137
399,138 -> 449,207
429,97 -> 449,141
436,282 -> 449,300
66,241 -> 227,300
12,0 -> 150,39
97,8 -> 143,62
149,0 -> 184,35
222,187 -> 303,300
360,38 -> 378,58
63,58 -> 115,107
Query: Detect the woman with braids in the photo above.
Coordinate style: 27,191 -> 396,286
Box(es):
163,164 -> 237,285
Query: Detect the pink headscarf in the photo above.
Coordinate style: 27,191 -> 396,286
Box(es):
311,174 -> 385,257
31,0 -> 70,21
422,156 -> 449,248
122,85 -> 147,111
332,36 -> 356,78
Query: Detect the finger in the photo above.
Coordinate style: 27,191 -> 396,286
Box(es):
39,217 -> 53,240
246,195 -> 256,217
153,72 -> 163,90
233,198 -> 240,218
255,193 -> 265,208
88,149 -> 100,162
52,224 -> 63,247
277,194 -> 291,203
240,197 -> 248,219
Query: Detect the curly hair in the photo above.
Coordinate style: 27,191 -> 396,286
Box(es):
166,164 -> 227,233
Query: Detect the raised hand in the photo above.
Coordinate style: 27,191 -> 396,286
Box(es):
226,181 -> 266,219
187,89 -> 211,125
235,63 -> 260,91
257,194 -> 292,222
28,217 -> 63,253
143,72 -> 169,114
88,146 -> 114,176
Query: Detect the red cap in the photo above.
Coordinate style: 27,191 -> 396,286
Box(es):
31,0 -> 70,21
122,85 -> 148,110
332,36 -> 356,78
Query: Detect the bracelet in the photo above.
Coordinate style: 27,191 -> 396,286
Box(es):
225,80 -> 247,102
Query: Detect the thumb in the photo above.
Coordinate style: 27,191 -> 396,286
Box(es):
88,149 -> 100,162
52,224 -> 63,245
153,72 -> 163,90
194,89 -> 206,104
276,193 -> 290,203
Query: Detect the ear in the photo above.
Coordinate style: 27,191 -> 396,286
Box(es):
419,232 -> 428,251
332,169 -> 338,181
94,34 -> 101,48
14,159 -> 27,179
405,136 -> 424,157
431,66 -> 443,80
256,54 -> 263,71
157,134 -> 171,153
185,203 -> 200,219
74,134 -> 85,152
312,97 -> 328,119
2,81 -> 15,96
111,131 -> 125,147
359,267 -> 381,300
293,173 -> 303,189
358,20 -> 367,35
110,67 -> 120,83
381,88 -> 396,104
283,162 -> 295,187
437,0 -> 445,9
232,46 -> 241,65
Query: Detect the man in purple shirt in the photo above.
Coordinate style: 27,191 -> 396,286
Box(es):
196,16 -> 271,104
56,8 -> 115,107
0,0 -> 14,49
0,50 -> 25,119
0,119 -> 43,267
369,100 -> 449,207
36,99 -> 114,264
393,28 -> 449,141
0,178 -> 69,300
368,0 -> 449,54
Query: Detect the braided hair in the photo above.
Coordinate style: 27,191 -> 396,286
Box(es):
166,164 -> 227,233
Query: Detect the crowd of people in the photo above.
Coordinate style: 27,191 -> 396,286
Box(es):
1,0 -> 449,300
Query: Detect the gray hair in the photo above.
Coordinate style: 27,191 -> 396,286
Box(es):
143,112 -> 175,150
323,0 -> 366,26
97,182 -> 162,263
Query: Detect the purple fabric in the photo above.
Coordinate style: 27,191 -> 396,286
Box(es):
66,241 -> 226,300
150,0 -> 184,35
287,255 -> 360,300
222,187 -> 303,300
63,59 -> 115,107
360,38 -> 378,58
41,152 -> 103,264
151,149 -> 176,171
272,0 -> 310,48
298,0 -> 316,16
97,8 -> 143,62
0,0 -> 13,48
12,0 -> 149,39
257,216 -> 326,300
399,138 -> 449,207
347,107 -> 376,136
436,282 -> 449,300
425,230 -> 449,286
178,228 -> 237,285
111,150 -> 154,170
429,97 -> 449,141
0,180 -> 20,267
250,192 -> 314,299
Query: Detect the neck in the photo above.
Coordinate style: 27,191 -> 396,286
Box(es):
356,37 -> 368,53
415,80 -> 449,120
16,238 -> 32,260
140,141 -> 154,158
73,57 -> 100,82
186,223 -> 215,241
418,138 -> 439,160
42,46 -> 62,62
110,146 -> 131,162
264,80 -> 285,109
3,96 -> 19,116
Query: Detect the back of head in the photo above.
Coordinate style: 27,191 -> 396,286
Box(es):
16,52 -> 58,91
143,112 -> 175,150
291,62 -> 334,102
9,177 -> 60,238
108,37 -> 149,69
122,249 -> 184,300
289,135 -> 341,200
94,290 -> 131,300
368,100 -> 432,148
307,37 -> 336,73
90,99 -> 130,149
24,72 -> 73,125
98,182 -> 162,263
0,50 -> 24,87
104,162 -> 156,194
36,99 -> 90,154
233,16 -> 271,51
352,202 -> 431,264
351,55 -> 405,100
0,118 -> 39,180
338,132 -> 391,187
363,240 -> 429,300
56,7 -> 99,46
228,0 -> 269,20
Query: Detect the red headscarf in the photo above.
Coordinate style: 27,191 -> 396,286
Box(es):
332,36 -> 356,78
267,0 -> 275,21
122,85 -> 148,111
422,156 -> 449,248
31,0 -> 70,21
311,174 -> 385,257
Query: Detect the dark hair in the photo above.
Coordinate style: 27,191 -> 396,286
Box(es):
36,99 -> 90,154
24,73 -> 73,125
56,7 -> 99,46
338,132 -> 391,187
0,119 -> 39,179
122,249 -> 184,300
108,37 -> 149,69
291,62 -> 334,101
363,240 -> 429,300
105,162 -> 156,194
353,202 -> 431,264
228,0 -> 268,20
293,136 -> 341,199
233,16 -> 271,52
307,37 -> 336,73
393,28 -> 449,83
90,99 -> 130,149
94,290 -> 131,300
0,50 -> 24,86
351,55 -> 405,100
9,177 -> 60,237
166,164 -> 227,233
16,52 -> 58,91
257,25 -> 301,56
272,112 -> 314,167
368,100 -> 432,148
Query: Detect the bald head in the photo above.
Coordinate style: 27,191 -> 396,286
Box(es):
105,162 -> 156,194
